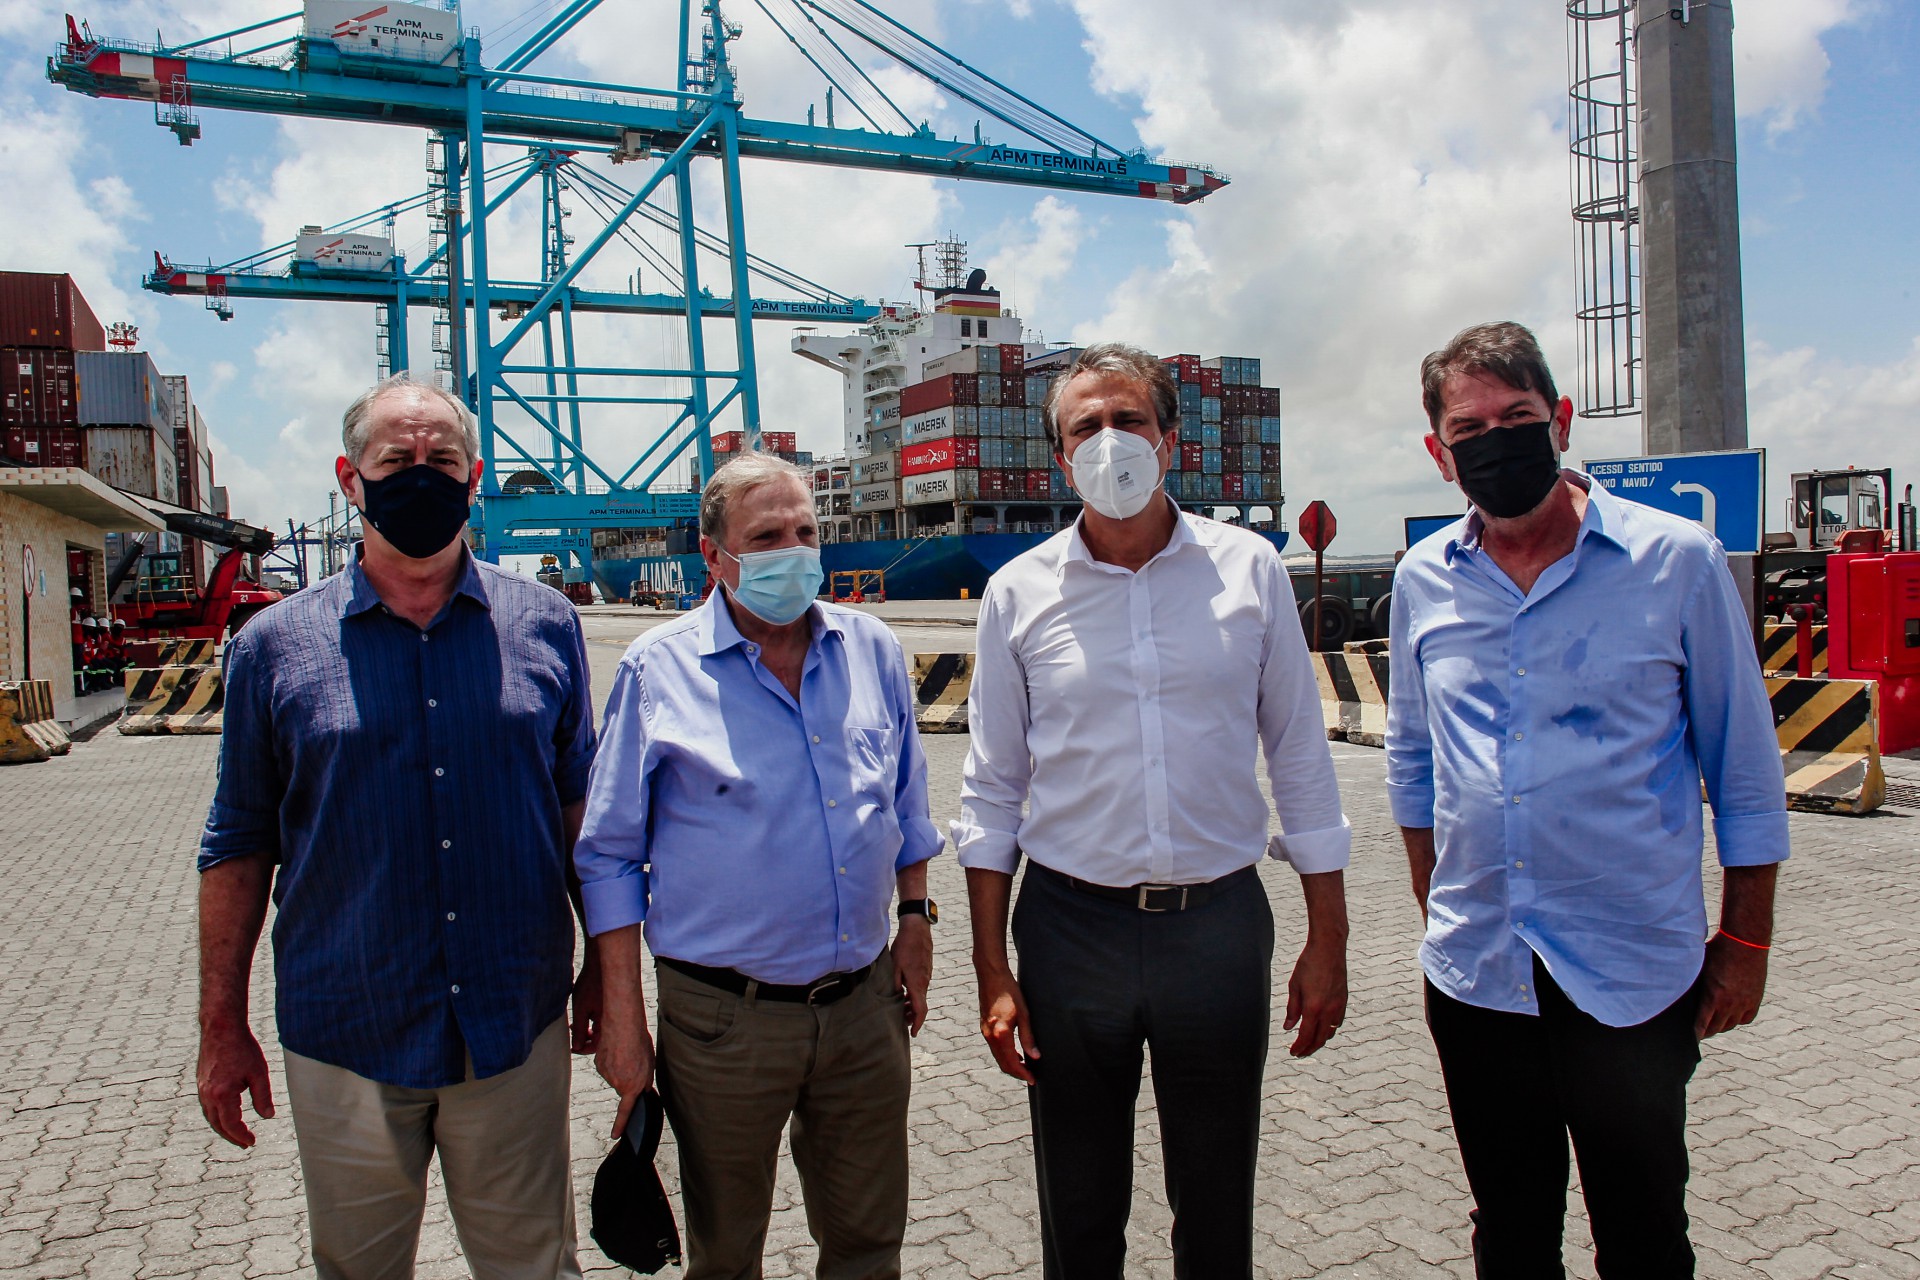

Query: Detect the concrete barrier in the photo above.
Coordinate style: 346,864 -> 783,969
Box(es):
125,638 -> 220,669
1768,676 -> 1885,816
912,652 -> 973,733
1315,649 -> 1390,747
119,665 -> 224,736
1759,623 -> 1829,677
0,680 -> 73,764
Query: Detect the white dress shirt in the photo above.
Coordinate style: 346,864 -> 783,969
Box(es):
953,506 -> 1351,886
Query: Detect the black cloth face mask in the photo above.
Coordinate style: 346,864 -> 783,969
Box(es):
356,463 -> 473,559
1445,420 -> 1562,519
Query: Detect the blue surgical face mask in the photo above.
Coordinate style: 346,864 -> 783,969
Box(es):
721,544 -> 823,626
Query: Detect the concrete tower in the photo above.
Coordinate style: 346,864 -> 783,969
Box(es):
1636,0 -> 1748,453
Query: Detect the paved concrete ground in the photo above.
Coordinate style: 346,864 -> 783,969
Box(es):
1,602 -> 1916,1278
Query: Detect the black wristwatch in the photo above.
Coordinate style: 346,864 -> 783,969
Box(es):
897,898 -> 939,924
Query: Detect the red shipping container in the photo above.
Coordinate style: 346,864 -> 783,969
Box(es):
900,374 -> 978,418
1171,354 -> 1202,379
713,430 -> 745,452
978,468 -> 1006,499
2,348 -> 79,425
1181,442 -> 1204,470
3,424 -> 86,468
999,343 -> 1026,376
1256,387 -> 1281,415
0,273 -> 105,351
902,438 -> 957,476
763,430 -> 798,451
1025,469 -> 1049,498
1000,375 -> 1026,407
1199,367 -> 1223,396
1223,472 -> 1245,500
952,437 -> 980,468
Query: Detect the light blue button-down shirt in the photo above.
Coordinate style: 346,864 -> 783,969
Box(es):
574,593 -> 944,984
1386,475 -> 1789,1027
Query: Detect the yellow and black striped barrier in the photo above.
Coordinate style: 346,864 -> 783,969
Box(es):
0,680 -> 73,764
1768,676 -> 1884,815
1315,647 -> 1390,748
913,652 -> 973,733
1759,623 -> 1829,678
119,665 -> 225,736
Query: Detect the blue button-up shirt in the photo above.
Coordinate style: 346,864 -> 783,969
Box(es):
201,550 -> 596,1088
1386,476 -> 1789,1027
573,593 -> 943,984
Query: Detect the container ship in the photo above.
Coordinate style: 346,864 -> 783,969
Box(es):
589,243 -> 1289,603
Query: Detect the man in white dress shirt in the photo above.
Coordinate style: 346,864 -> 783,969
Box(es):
954,342 -> 1352,1279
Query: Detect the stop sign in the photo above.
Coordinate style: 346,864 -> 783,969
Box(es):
1297,500 -> 1337,552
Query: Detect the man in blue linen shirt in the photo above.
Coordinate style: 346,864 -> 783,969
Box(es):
197,373 -> 598,1279
1387,322 -> 1790,1278
578,452 -> 943,1280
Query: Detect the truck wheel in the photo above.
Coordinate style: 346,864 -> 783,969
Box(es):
1368,592 -> 1393,639
1298,597 -> 1354,650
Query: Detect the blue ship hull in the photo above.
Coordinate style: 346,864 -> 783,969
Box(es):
591,529 -> 1291,602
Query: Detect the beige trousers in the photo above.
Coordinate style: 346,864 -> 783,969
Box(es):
655,952 -> 912,1280
283,1018 -> 581,1280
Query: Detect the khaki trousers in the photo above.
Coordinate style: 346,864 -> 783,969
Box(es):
655,951 -> 911,1280
283,1019 -> 581,1280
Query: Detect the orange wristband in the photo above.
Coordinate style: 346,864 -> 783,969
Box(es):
1716,929 -> 1771,951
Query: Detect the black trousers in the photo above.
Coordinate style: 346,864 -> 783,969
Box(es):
1425,955 -> 1703,1279
1012,862 -> 1274,1280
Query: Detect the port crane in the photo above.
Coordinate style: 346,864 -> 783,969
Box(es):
48,0 -> 1227,586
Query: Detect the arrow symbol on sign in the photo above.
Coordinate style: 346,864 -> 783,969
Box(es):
1672,481 -> 1717,534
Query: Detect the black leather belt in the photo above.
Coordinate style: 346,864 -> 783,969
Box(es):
1034,861 -> 1252,913
658,955 -> 874,1005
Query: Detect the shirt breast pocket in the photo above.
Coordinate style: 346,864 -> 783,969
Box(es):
847,725 -> 896,802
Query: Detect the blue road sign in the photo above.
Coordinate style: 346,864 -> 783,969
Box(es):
1405,514 -> 1463,549
1582,449 -> 1765,554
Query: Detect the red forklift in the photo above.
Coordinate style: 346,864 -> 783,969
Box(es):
108,509 -> 281,641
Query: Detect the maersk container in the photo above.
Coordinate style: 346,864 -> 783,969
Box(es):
75,352 -> 172,431
85,425 -> 180,504
0,272 -> 105,351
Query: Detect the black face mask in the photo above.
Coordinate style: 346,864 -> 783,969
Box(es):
1445,421 -> 1562,519
356,463 -> 473,559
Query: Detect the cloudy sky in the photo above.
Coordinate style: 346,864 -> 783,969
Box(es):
0,0 -> 1913,556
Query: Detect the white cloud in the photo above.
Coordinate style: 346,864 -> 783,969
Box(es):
1746,337 -> 1920,521
0,96 -> 142,322
1732,0 -> 1864,136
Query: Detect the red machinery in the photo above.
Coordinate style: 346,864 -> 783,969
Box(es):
1825,536 -> 1920,754
109,509 -> 281,641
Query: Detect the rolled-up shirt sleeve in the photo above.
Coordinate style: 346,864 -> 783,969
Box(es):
1683,545 -> 1791,867
1256,555 -> 1350,873
952,586 -> 1031,874
1384,566 -> 1436,830
200,627 -> 280,871
886,636 -> 945,870
574,655 -> 655,935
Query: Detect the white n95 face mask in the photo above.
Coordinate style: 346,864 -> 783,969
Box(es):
1069,428 -> 1166,520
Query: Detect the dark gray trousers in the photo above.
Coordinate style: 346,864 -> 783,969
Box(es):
1012,862 -> 1274,1280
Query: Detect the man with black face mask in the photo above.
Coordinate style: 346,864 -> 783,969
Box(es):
1386,322 -> 1788,1279
198,373 -> 598,1279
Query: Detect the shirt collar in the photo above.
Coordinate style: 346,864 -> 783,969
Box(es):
1445,470 -> 1624,566
1059,497 -> 1204,578
339,542 -> 492,619
694,587 -> 844,656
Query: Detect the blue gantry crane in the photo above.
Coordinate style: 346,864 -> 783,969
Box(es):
47,0 -> 1227,582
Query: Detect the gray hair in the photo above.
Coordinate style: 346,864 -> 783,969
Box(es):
699,450 -> 811,544
1420,322 -> 1559,435
342,372 -> 481,465
1043,342 -> 1181,452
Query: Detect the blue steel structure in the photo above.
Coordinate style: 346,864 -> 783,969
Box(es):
48,1 -> 1228,582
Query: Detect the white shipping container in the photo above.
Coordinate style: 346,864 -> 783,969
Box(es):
853,450 -> 899,485
295,231 -> 398,272
902,407 -> 956,445
850,481 -> 899,512
85,425 -> 179,505
902,469 -> 974,506
305,0 -> 460,62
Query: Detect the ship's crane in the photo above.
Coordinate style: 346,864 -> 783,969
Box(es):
48,1 -> 1228,583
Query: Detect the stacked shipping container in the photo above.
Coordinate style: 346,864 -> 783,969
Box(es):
1,272 -> 100,472
887,347 -> 1281,513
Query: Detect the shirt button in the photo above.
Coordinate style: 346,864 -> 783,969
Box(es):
446,912 -> 457,922
838,866 -> 846,874
840,933 -> 849,942
1513,731 -> 1524,741
1515,667 -> 1526,676
827,799 -> 838,808
428,698 -> 438,708
1512,796 -> 1522,805
1519,984 -> 1529,993
1514,860 -> 1524,869
434,767 -> 445,777
450,984 -> 460,994
812,735 -> 821,743
421,634 -> 430,643
441,839 -> 452,849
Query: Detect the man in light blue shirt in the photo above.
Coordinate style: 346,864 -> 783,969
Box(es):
577,452 -> 944,1280
1387,323 -> 1789,1279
